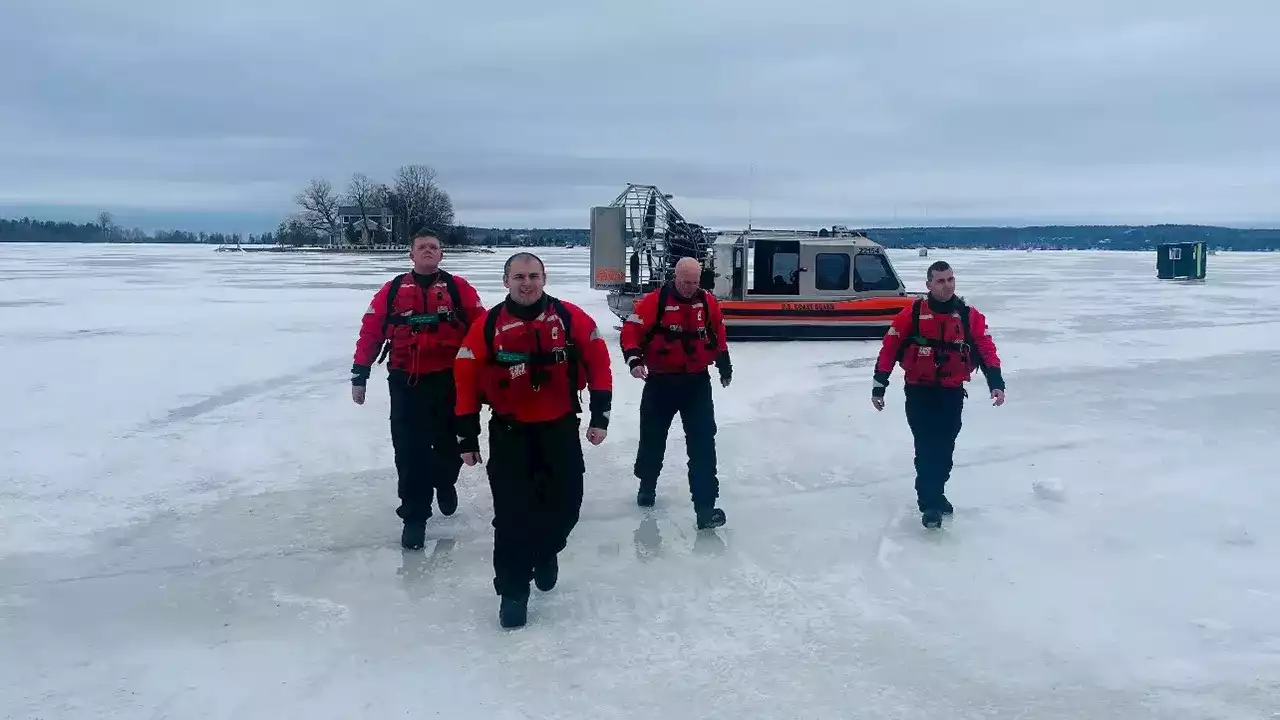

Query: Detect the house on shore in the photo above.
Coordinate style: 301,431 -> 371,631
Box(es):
337,206 -> 394,246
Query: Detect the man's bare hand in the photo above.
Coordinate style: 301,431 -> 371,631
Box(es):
352,385 -> 366,405
586,427 -> 607,445
461,452 -> 481,466
991,389 -> 1006,407
872,396 -> 885,411
630,364 -> 648,380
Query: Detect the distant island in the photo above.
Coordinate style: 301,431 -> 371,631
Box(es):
4,216 -> 1277,252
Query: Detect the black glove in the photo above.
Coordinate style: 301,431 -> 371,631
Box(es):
715,351 -> 732,383
871,371 -> 889,398
456,413 -> 480,453
588,389 -> 612,430
351,363 -> 371,387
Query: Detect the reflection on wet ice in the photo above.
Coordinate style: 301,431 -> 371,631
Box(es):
397,538 -> 457,597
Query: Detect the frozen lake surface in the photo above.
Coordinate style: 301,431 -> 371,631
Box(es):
2,243 -> 1278,719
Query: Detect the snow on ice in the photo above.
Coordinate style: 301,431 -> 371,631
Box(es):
1,244 -> 1278,719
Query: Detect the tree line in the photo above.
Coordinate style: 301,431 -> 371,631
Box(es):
0,213 -> 249,245
0,163 -> 474,247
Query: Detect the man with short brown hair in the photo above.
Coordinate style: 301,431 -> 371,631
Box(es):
454,252 -> 613,629
351,231 -> 486,549
872,260 -> 1005,528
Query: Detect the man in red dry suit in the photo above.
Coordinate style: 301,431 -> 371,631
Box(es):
620,256 -> 731,531
351,231 -> 486,550
872,260 -> 1005,529
453,252 -> 613,629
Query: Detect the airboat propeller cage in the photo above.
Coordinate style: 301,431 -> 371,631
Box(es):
589,183 -> 713,292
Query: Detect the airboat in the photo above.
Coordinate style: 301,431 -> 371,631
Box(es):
588,184 -> 922,340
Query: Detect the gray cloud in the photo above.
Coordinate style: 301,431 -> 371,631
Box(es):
1,0 -> 1277,232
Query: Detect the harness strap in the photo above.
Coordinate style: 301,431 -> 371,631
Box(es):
489,348 -> 578,367
385,310 -> 458,327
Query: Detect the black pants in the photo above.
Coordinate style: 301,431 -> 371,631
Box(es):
903,384 -> 965,511
388,369 -> 462,523
486,414 -> 585,598
634,371 -> 719,509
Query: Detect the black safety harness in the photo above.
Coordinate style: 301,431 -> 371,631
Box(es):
482,295 -> 583,414
376,270 -> 465,365
897,296 -> 983,381
643,283 -> 718,359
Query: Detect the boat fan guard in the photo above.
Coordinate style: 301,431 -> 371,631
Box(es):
589,183 -> 714,297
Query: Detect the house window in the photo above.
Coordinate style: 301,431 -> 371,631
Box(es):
1168,247 -> 1182,260
814,253 -> 850,290
853,252 -> 899,291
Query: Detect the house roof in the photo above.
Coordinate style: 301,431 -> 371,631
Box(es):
338,206 -> 391,217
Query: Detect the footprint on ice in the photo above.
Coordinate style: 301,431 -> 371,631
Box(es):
1031,477 -> 1066,502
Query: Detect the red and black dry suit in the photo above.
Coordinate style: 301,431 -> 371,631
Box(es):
352,270 -> 485,524
453,294 -> 613,599
620,283 -> 731,513
872,295 -> 1004,513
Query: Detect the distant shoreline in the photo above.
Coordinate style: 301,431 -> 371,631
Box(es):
4,218 -> 1279,251
0,241 -> 1274,253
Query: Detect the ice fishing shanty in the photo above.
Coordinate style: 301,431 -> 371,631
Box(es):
589,184 -> 921,340
1156,241 -> 1207,280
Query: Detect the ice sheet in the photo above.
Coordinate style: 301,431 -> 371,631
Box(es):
2,244 -> 1277,719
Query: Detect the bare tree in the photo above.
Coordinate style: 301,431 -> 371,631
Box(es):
97,211 -> 115,241
295,178 -> 340,244
393,164 -> 455,243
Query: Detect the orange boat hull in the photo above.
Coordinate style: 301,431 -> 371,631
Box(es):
720,295 -> 918,340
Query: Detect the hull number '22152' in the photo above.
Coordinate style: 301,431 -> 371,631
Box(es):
781,302 -> 837,311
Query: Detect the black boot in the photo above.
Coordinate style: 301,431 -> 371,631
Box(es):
921,509 -> 943,529
695,506 -> 726,530
400,520 -> 426,550
637,480 -> 656,507
499,595 -> 528,628
436,484 -> 458,516
534,556 -> 558,592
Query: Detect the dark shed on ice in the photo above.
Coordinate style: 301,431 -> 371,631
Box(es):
1156,241 -> 1207,280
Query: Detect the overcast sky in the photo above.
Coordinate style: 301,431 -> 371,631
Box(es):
1,1 -> 1276,233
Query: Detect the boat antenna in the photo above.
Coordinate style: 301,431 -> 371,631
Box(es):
748,161 -> 754,231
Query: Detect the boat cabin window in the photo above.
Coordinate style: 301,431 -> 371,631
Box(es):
814,252 -> 851,290
853,252 -> 900,291
751,239 -> 800,295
